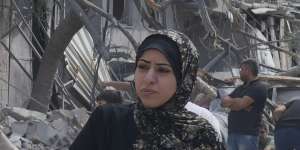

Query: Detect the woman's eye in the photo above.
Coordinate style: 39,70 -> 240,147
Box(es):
137,64 -> 148,70
157,67 -> 171,73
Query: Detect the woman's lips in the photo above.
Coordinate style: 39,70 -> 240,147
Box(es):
140,89 -> 157,96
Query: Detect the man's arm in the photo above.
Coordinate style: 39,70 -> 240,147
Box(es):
221,96 -> 254,111
273,104 -> 286,121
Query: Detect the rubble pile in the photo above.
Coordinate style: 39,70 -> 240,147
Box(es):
0,107 -> 89,150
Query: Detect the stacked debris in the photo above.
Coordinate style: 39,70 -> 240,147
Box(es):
0,107 -> 89,150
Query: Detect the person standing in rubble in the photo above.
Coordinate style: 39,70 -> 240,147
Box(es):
221,59 -> 268,150
273,99 -> 300,150
70,30 -> 224,150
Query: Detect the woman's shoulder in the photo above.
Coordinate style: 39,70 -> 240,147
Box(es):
101,103 -> 134,111
93,104 -> 135,121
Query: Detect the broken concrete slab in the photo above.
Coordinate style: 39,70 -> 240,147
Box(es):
25,120 -> 58,146
71,108 -> 89,128
1,107 -> 46,121
0,107 -> 89,149
0,130 -> 18,150
47,108 -> 89,128
11,121 -> 28,136
0,116 -> 17,136
8,134 -> 22,149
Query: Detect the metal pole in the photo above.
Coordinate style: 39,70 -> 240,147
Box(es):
16,24 -> 42,59
7,2 -> 12,106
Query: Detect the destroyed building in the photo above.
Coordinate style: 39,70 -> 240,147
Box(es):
1,0 -> 300,149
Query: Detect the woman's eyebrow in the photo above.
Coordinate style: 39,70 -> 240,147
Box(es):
139,59 -> 171,67
156,63 -> 171,67
138,59 -> 150,64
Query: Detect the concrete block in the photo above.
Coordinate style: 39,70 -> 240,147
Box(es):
0,124 -> 11,135
25,121 -> 58,146
47,109 -> 73,122
0,130 -> 18,150
71,108 -> 89,128
8,134 -> 22,149
2,107 -> 46,121
11,121 -> 28,136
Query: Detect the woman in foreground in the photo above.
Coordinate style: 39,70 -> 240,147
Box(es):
70,30 -> 224,150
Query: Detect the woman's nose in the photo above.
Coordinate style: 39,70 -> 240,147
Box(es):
144,68 -> 157,84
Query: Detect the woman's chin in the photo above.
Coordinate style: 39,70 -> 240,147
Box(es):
142,103 -> 159,109
141,100 -> 162,109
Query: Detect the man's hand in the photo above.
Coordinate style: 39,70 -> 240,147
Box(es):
273,104 -> 286,121
221,96 -> 232,107
244,105 -> 253,112
224,77 -> 236,85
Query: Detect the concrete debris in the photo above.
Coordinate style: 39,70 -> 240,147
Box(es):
8,134 -> 22,149
258,75 -> 300,87
0,107 -> 89,150
2,107 -> 47,121
2,116 -> 17,134
46,108 -> 89,128
11,122 -> 28,137
0,130 -> 18,150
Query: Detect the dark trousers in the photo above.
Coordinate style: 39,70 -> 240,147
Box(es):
275,127 -> 300,150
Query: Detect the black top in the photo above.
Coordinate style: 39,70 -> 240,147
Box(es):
69,104 -> 137,150
228,79 -> 268,135
276,100 -> 300,129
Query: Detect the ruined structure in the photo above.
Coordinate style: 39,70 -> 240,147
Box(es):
1,0 -> 300,149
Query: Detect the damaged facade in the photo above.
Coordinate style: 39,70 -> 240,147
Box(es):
1,0 -> 300,149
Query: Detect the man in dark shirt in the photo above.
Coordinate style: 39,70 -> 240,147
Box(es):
273,99 -> 300,150
222,59 -> 268,150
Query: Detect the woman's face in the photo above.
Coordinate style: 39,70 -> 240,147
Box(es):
135,49 -> 177,108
